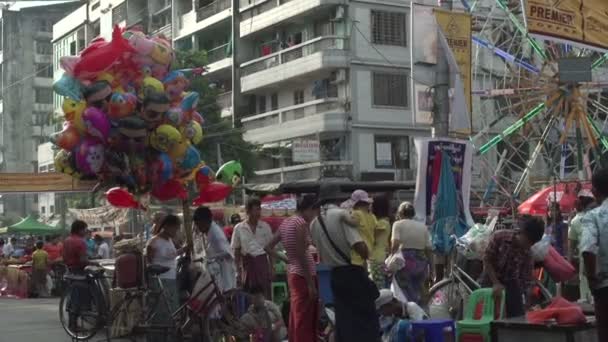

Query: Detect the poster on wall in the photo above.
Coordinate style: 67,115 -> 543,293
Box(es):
375,142 -> 393,167
412,4 -> 438,64
415,84 -> 433,125
413,137 -> 474,228
292,139 -> 320,163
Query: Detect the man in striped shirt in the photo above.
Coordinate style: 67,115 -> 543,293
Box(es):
265,195 -> 319,342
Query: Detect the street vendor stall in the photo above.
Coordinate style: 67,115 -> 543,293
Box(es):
7,215 -> 64,235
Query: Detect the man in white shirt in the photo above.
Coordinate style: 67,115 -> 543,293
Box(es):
3,238 -> 16,258
231,198 -> 274,298
310,184 -> 380,342
94,235 -> 110,259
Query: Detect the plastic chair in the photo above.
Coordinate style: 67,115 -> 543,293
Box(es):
271,281 -> 288,305
456,287 -> 505,342
411,319 -> 455,342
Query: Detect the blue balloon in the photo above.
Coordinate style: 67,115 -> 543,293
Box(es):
180,92 -> 200,112
181,146 -> 201,171
159,153 -> 173,182
53,74 -> 83,101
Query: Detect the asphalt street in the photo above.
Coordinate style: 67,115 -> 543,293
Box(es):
0,298 -> 69,342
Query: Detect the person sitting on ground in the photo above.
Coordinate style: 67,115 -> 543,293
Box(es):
376,289 -> 408,342
482,216 -> 544,317
239,286 -> 286,342
31,240 -> 49,297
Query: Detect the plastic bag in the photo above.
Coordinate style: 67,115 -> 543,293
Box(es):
543,246 -> 576,282
385,252 -> 405,273
531,237 -> 551,262
527,297 -> 585,325
459,223 -> 492,259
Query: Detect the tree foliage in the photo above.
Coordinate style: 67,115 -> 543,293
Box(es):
173,50 -> 257,177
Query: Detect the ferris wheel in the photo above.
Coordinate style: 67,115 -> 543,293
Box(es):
465,0 -> 608,208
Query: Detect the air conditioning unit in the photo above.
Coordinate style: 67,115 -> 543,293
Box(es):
332,6 -> 345,21
330,69 -> 347,84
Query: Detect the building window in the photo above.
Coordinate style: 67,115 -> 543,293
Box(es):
270,93 -> 278,111
112,3 -> 127,25
35,64 -> 52,78
35,89 -> 53,104
91,1 -> 100,11
35,41 -> 52,55
92,20 -> 101,37
36,19 -> 52,32
374,135 -> 410,169
258,96 -> 266,113
372,72 -> 408,108
294,90 -> 304,105
50,205 -> 55,213
371,11 -> 406,47
39,165 -> 48,173
41,206 -> 46,214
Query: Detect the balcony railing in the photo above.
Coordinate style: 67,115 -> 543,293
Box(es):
206,43 -> 231,64
197,0 -> 231,22
216,91 -> 232,109
253,160 -> 353,183
241,97 -> 343,131
151,23 -> 172,40
241,36 -> 348,77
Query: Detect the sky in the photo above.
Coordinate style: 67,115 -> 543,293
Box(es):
1,1 -> 77,10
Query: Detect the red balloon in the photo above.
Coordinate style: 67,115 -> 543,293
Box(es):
73,26 -> 135,79
50,123 -> 81,151
151,179 -> 187,201
106,187 -> 142,209
192,182 -> 232,205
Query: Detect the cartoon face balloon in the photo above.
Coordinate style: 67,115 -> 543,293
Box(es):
75,138 -> 105,175
164,107 -> 184,127
180,145 -> 201,171
55,150 -> 80,179
141,91 -> 170,127
183,121 -> 203,145
62,98 -> 86,133
150,36 -> 173,65
50,122 -> 81,151
108,92 -> 137,120
124,30 -> 155,56
82,107 -> 111,141
150,124 -> 182,152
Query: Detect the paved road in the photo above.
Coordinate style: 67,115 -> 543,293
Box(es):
0,298 -> 68,342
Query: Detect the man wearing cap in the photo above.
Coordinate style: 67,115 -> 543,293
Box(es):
310,184 -> 380,342
569,189 -> 595,303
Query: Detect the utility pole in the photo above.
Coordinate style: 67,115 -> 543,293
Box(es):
230,0 -> 241,128
433,0 -> 452,137
216,142 -> 223,167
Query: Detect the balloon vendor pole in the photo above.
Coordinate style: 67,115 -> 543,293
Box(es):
182,199 -> 193,251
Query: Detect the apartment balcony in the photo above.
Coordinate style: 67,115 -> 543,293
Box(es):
34,103 -> 53,112
34,77 -> 53,88
240,36 -> 348,92
176,0 -> 231,39
216,91 -> 232,118
126,7 -> 147,28
152,23 -> 172,40
242,97 -> 347,144
239,0 -> 342,37
34,54 -> 52,64
252,160 -> 353,183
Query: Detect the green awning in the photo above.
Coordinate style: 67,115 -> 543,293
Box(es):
7,215 -> 63,235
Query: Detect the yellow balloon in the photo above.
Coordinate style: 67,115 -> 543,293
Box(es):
150,124 -> 182,152
140,76 -> 164,98
182,121 -> 203,145
168,138 -> 189,161
62,98 -> 86,133
54,150 -> 80,179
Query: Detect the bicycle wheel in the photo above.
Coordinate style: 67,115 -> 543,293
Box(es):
59,281 -> 104,341
202,289 -> 250,342
427,278 -> 468,320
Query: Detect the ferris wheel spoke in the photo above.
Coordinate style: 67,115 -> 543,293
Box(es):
513,116 -> 559,197
592,53 -> 608,70
473,36 -> 539,73
478,91 -> 562,155
494,0 -> 547,61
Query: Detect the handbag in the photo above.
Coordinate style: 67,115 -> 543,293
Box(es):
318,214 -> 351,264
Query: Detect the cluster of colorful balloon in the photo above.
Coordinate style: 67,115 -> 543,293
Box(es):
52,25 -> 239,207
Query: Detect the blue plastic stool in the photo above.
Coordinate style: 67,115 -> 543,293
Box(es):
411,319 -> 456,342
396,320 -> 412,341
316,264 -> 333,305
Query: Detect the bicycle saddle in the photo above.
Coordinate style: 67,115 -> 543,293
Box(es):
147,264 -> 170,276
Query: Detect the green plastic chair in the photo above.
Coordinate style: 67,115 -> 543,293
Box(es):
456,287 -> 505,342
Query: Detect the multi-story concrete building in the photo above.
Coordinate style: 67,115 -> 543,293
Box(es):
173,0 -> 431,183
0,2 -> 80,216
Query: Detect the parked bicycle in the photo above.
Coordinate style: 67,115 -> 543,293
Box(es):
426,237 -> 553,320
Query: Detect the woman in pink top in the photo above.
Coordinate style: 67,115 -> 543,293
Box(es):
266,195 -> 319,342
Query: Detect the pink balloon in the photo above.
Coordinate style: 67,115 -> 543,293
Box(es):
75,138 -> 105,175
60,56 -> 80,76
106,187 -> 143,209
82,107 -> 111,141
